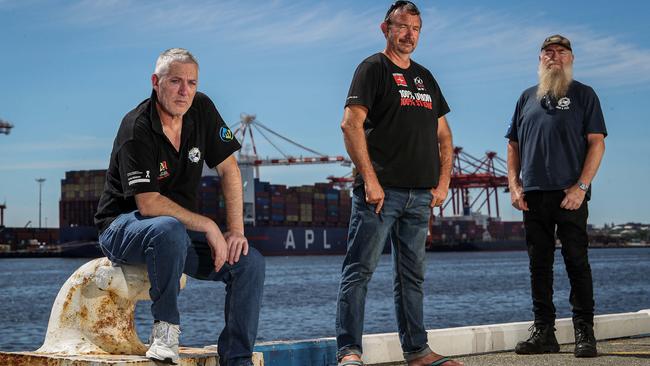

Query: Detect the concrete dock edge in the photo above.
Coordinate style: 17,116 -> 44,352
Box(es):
255,309 -> 650,365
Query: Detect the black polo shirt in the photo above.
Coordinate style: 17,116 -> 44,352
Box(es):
94,91 -> 241,232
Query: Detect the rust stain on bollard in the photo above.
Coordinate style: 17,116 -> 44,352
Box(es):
36,258 -> 161,355
4,258 -> 259,365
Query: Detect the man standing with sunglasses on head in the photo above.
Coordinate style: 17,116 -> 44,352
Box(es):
335,2 -> 460,366
506,35 -> 607,358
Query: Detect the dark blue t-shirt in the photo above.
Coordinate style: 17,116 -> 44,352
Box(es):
505,80 -> 607,192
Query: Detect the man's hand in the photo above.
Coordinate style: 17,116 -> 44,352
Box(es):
364,179 -> 385,214
205,225 -> 228,272
430,186 -> 448,207
561,184 -> 586,210
224,231 -> 249,265
510,184 -> 529,211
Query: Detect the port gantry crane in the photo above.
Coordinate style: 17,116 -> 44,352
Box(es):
230,114 -> 509,220
442,147 -> 509,218
232,113 -> 351,173
231,113 -> 352,224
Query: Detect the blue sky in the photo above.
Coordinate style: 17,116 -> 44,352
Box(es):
0,0 -> 648,228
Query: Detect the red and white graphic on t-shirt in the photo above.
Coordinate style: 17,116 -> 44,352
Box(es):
393,73 -> 408,87
398,89 -> 433,110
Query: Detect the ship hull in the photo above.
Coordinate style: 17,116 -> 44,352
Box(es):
50,226 -> 526,258
427,239 -> 526,252
56,226 -> 351,257
247,226 -> 349,255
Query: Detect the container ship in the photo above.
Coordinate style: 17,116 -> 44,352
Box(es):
47,169 -> 525,258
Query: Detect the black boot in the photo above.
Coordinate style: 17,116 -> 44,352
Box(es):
515,324 -> 560,354
574,323 -> 597,357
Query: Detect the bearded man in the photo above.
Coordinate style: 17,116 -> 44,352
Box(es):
506,35 -> 607,358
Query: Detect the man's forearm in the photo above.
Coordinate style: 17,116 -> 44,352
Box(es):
343,127 -> 378,183
578,135 -> 605,186
507,141 -> 522,188
136,192 -> 216,233
437,117 -> 453,189
341,106 -> 378,184
219,162 -> 245,234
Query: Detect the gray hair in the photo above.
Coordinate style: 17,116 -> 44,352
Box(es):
154,48 -> 199,78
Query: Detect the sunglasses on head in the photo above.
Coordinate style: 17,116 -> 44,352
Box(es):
384,1 -> 419,22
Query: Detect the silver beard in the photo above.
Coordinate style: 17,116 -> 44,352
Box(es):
537,62 -> 573,100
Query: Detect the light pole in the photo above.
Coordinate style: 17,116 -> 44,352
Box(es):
36,178 -> 46,228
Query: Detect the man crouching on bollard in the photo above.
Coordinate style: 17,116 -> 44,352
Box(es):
94,48 -> 265,366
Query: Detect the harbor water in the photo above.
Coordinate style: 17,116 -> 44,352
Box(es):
0,247 -> 648,352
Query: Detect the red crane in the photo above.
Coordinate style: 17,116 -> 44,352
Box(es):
441,147 -> 509,218
230,113 -> 508,219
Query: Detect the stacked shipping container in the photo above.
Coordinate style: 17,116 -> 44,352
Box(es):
59,170 -> 105,228
198,177 -> 353,227
197,176 -> 226,226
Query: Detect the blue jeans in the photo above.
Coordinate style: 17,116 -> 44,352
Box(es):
99,211 -> 265,366
336,187 -> 433,362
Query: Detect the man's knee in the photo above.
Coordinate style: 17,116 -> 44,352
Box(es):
240,247 -> 265,279
148,216 -> 189,254
561,246 -> 590,271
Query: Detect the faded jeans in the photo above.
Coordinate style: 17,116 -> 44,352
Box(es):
336,187 -> 433,362
99,211 -> 265,366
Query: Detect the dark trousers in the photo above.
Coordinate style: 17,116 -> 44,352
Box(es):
523,190 -> 594,327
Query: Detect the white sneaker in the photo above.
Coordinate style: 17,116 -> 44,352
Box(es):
146,321 -> 181,364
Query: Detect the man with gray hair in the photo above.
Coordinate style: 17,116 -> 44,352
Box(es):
506,35 -> 606,358
95,48 -> 265,366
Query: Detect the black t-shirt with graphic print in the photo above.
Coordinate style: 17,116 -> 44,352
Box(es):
94,91 -> 241,233
345,53 -> 450,189
505,80 -> 607,193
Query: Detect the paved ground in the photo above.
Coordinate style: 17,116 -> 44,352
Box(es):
374,335 -> 650,366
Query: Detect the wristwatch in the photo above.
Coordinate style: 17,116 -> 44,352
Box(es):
578,181 -> 589,192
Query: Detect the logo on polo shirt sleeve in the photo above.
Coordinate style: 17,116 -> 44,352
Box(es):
188,147 -> 201,163
220,126 -> 234,142
126,170 -> 150,186
158,161 -> 170,179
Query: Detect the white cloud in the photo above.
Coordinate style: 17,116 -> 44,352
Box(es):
416,6 -> 650,89
47,1 -> 650,89
57,0 -> 380,48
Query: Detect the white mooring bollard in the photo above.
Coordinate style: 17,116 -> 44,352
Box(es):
36,257 -> 186,355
